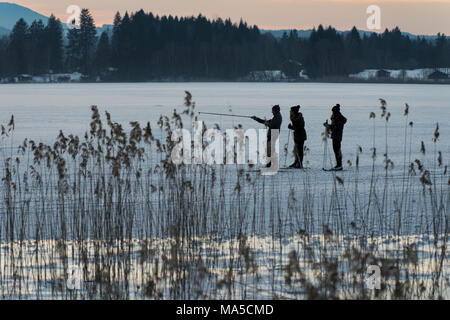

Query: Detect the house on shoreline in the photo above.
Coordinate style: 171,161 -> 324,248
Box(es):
428,70 -> 449,80
1,72 -> 85,83
349,68 -> 450,82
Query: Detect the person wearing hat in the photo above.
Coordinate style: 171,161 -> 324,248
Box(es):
324,104 -> 347,170
251,105 -> 282,167
288,105 -> 307,168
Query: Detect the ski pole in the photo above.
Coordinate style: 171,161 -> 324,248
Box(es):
198,112 -> 252,119
323,121 -> 328,170
284,130 -> 291,168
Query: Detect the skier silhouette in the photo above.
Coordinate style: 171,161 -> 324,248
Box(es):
324,104 -> 347,170
288,105 -> 307,168
251,105 -> 282,168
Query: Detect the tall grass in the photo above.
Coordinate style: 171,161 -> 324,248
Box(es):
0,93 -> 448,299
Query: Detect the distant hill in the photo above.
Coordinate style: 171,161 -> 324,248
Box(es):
0,2 -> 49,30
262,28 -> 439,41
96,24 -> 113,37
0,26 -> 10,36
0,2 -> 114,37
261,29 -> 314,39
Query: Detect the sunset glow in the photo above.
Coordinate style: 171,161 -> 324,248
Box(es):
10,0 -> 450,34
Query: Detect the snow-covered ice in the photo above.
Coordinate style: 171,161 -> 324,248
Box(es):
0,82 -> 448,169
0,82 -> 448,299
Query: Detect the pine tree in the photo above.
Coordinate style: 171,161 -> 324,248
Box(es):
95,31 -> 111,74
66,26 -> 80,71
28,20 -> 46,74
79,8 -> 97,74
111,11 -> 122,67
45,14 -> 64,73
9,18 -> 29,75
345,26 -> 363,73
0,37 -> 9,76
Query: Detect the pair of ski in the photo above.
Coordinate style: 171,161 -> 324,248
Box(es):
322,167 -> 343,172
246,167 -> 343,172
247,167 -> 309,172
280,167 -> 343,172
280,167 -> 308,171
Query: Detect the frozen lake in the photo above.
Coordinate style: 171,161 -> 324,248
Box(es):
0,83 -> 450,164
0,82 -> 448,170
0,82 -> 448,299
0,82 -> 448,236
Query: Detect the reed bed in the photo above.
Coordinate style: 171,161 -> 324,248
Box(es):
0,93 -> 448,299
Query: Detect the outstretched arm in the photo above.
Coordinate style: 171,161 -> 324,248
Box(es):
251,116 -> 268,126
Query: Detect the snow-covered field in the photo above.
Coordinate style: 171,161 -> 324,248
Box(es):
0,82 -> 448,299
349,68 -> 450,81
0,72 -> 84,84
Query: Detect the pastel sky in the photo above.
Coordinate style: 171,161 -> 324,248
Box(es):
12,0 -> 450,35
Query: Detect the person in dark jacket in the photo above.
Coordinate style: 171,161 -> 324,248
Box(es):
251,105 -> 282,167
324,104 -> 347,170
287,105 -> 307,168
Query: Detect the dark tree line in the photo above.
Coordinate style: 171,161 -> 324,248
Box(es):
0,8 -> 449,80
279,26 -> 450,78
0,14 -> 63,76
109,10 -> 279,80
